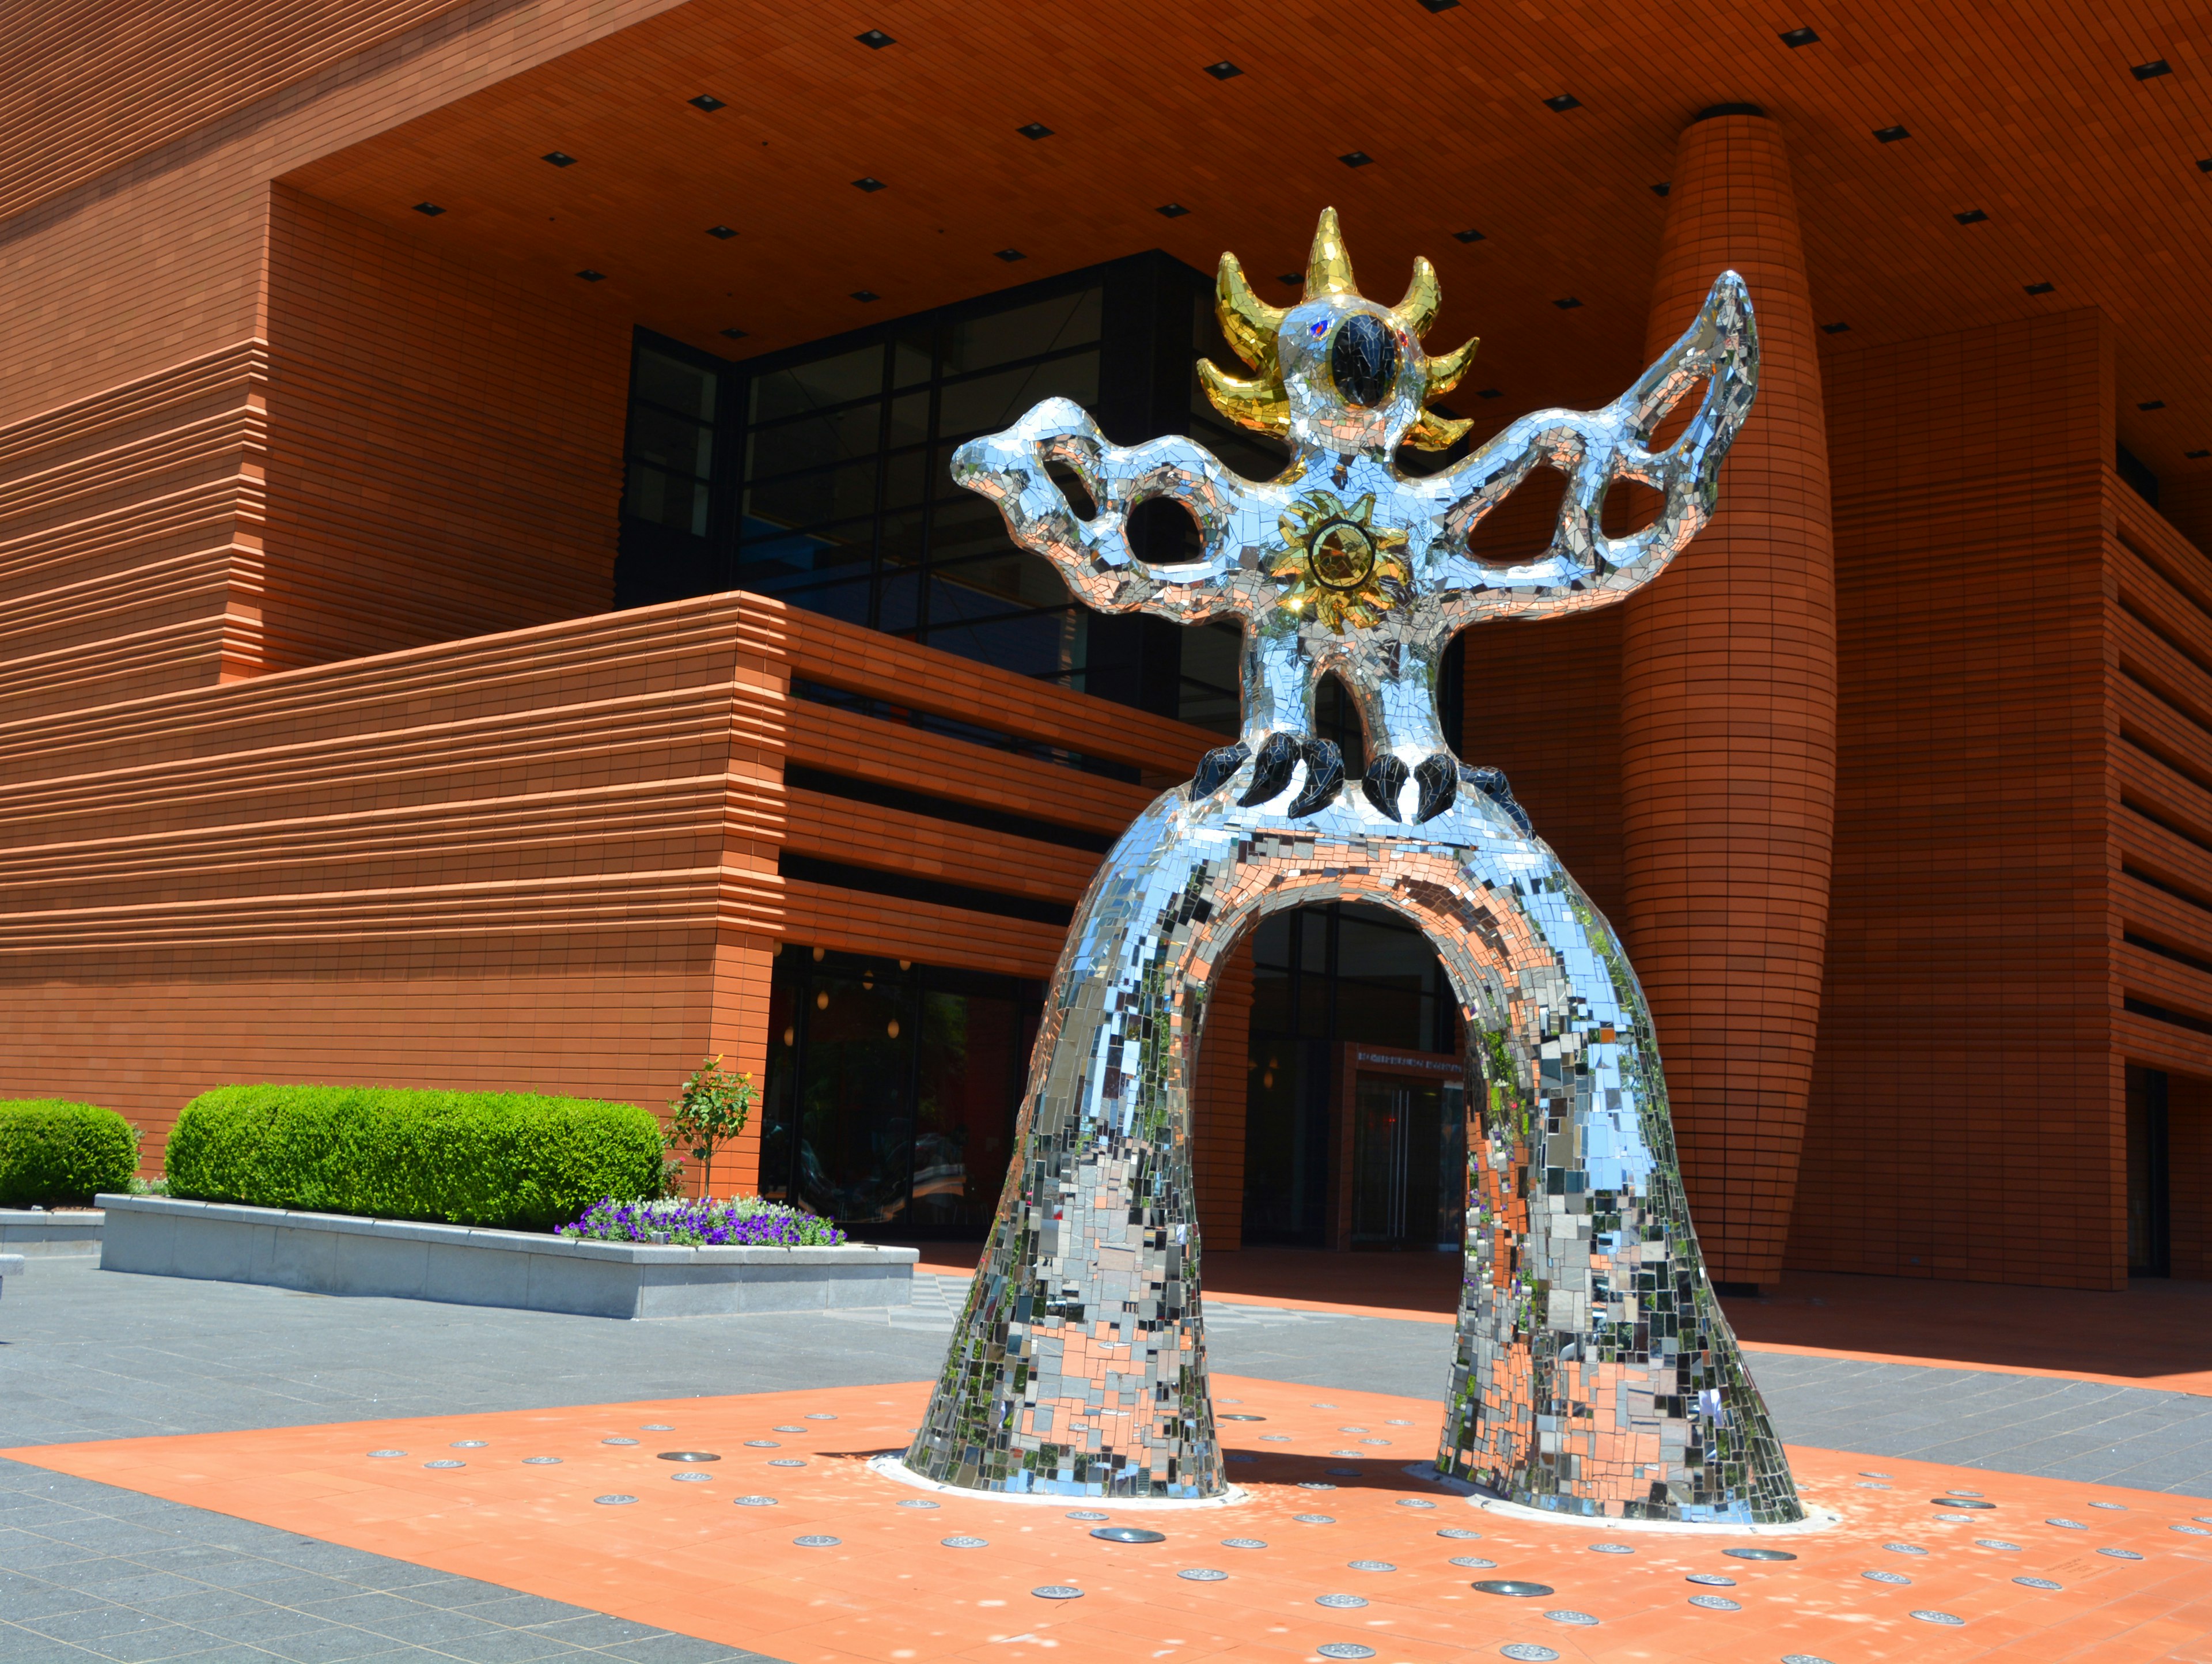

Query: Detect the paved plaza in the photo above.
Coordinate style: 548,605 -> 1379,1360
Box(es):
2,1258 -> 2209,1662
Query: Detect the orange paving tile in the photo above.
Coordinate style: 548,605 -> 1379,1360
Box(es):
903,1248 -> 2212,1391
10,1378 -> 2210,1663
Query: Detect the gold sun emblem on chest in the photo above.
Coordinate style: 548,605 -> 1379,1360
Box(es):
1271,490 -> 1411,633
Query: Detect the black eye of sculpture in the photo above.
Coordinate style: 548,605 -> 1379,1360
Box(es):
1330,313 -> 1397,407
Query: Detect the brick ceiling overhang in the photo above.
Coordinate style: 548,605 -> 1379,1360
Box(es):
283,0 -> 2212,476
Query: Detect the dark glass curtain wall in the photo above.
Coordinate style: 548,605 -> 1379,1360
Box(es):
762,947 -> 1041,1234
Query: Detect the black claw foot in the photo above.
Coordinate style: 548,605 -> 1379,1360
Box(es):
1361,755 -> 1409,820
1286,738 -> 1344,817
1191,742 -> 1249,799
1238,733 -> 1301,807
1461,765 -> 1533,834
1414,754 -> 1458,822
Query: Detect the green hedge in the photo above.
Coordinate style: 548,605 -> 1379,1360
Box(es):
0,1100 -> 141,1207
164,1086 -> 662,1232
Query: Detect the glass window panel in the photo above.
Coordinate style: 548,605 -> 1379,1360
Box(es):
877,508 -> 927,570
893,332 -> 932,388
882,447 -> 931,509
624,465 -> 709,536
630,405 -> 713,479
749,345 -> 884,422
927,493 -> 1018,566
796,973 -> 912,1224
745,457 -> 879,530
887,391 -> 931,450
759,975 -> 798,1202
930,549 -> 1073,615
911,990 -> 1024,1231
925,605 -> 1085,683
878,564 -> 921,634
939,355 -> 1100,438
634,347 -> 716,419
747,403 -> 880,477
942,289 -> 1103,375
737,517 -> 873,588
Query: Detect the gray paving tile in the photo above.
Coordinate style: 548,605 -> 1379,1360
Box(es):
76,1622 -> 218,1662
177,1608 -> 334,1648
0,1622 -> 103,1662
354,1609 -> 503,1647
429,1629 -> 586,1663
448,1594 -> 587,1627
521,1616 -> 660,1649
596,1637 -> 762,1664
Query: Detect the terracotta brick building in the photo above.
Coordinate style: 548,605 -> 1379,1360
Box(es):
5,0 -> 2208,1289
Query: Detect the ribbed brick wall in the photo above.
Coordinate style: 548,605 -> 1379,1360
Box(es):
1621,111 -> 1838,1288
0,592 -> 1220,1189
1793,310 -> 2116,1287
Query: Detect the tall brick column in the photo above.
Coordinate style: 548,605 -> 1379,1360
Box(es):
1621,110 -> 1837,1288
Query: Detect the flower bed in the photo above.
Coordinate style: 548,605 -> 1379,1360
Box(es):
559,1196 -> 846,1247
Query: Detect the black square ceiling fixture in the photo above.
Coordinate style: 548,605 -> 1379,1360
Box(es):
2140,399 -> 2168,411
995,248 -> 1027,262
1543,93 -> 1581,112
1554,296 -> 1582,309
1874,125 -> 1908,143
1779,25 -> 1819,46
1453,228 -> 1485,243
2133,59 -> 2172,80
853,177 -> 886,192
719,327 -> 748,341
1955,208 -> 1988,224
706,225 -> 736,239
1821,321 -> 1851,334
856,28 -> 894,47
1157,203 -> 1190,218
1339,152 -> 1373,168
688,94 -> 725,111
1475,388 -> 1502,399
1205,61 -> 1243,80
1417,0 -> 1460,12
1650,183 -> 1671,196
576,269 -> 605,281
2189,449 -> 2210,459
543,151 -> 577,166
1018,123 -> 1052,139
1277,273 -> 1301,285
851,289 -> 880,302
412,202 -> 444,215
2025,281 -> 2054,294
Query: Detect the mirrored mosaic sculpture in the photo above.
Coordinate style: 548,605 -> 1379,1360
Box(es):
903,209 -> 1802,1522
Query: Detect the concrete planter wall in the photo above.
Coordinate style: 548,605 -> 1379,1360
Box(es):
0,1209 -> 104,1256
96,1195 -> 915,1319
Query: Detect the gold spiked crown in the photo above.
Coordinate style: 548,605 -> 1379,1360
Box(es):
1199,207 -> 1479,453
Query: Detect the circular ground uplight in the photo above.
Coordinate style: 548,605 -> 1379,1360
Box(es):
1545,1610 -> 1597,1625
1471,1579 -> 1553,1599
1685,1574 -> 1733,1587
1933,1497 -> 1994,1510
1315,1647 -> 1374,1661
450,1440 -> 487,1449
2014,1576 -> 2063,1590
2089,1502 -> 2127,1511
1862,1570 -> 1910,1584
641,1424 -> 673,1431
1066,1511 -> 1109,1521
658,1451 -> 719,1463
941,1536 -> 987,1548
1293,1514 -> 1336,1525
1588,1542 -> 1633,1555
1450,1556 -> 1499,1569
595,1495 -> 636,1506
1722,1548 -> 1796,1561
793,1534 -> 839,1546
423,1460 -> 464,1470
602,1438 -> 638,1447
805,1413 -> 838,1421
1221,1413 -> 1266,1422
2098,1548 -> 2145,1560
1300,1482 -> 1337,1492
1315,1594 -> 1367,1609
671,1473 -> 710,1484
1911,1610 -> 1965,1625
1178,1568 -> 1227,1582
745,1440 -> 780,1449
733,1496 -> 777,1507
897,1499 -> 939,1510
1396,1499 -> 1435,1510
1090,1526 -> 1165,1544
1885,1543 -> 1927,1555
1438,1528 -> 1481,1540
1032,1586 -> 1082,1599
1688,1595 -> 1740,1610
1499,1647 -> 1559,1663
1222,1538 -> 1267,1549
368,1450 -> 405,1459
2048,1518 -> 2087,1529
1976,1539 -> 2021,1550
523,1457 -> 561,1466
768,1459 -> 806,1468
1347,1560 -> 1395,1572
772,1425 -> 805,1433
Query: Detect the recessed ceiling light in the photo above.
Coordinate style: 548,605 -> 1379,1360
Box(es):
1453,228 -> 1485,243
1955,208 -> 1988,224
1698,102 -> 1767,119
1418,0 -> 1460,10
720,327 -> 749,341
2139,399 -> 2168,411
1779,25 -> 1819,46
706,226 -> 738,240
1650,182 -> 1671,196
2199,158 -> 2212,173
853,177 -> 886,192
1277,272 -> 1301,285
543,152 -> 577,166
1543,93 -> 1581,112
1821,321 -> 1851,334
1476,388 -> 1502,399
412,202 -> 445,215
1204,60 -> 1243,80
1339,151 -> 1373,168
689,94 -> 725,111
1157,203 -> 1190,218
995,248 -> 1026,262
2024,281 -> 2054,294
851,290 -> 880,302
577,270 -> 606,282
2133,59 -> 2172,80
1874,125 -> 1908,142
1554,296 -> 1582,309
1018,122 -> 1052,139
856,28 -> 895,48
2188,449 -> 2210,460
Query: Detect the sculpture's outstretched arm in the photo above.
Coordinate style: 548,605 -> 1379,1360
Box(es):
952,398 -> 1267,623
1416,271 -> 1758,623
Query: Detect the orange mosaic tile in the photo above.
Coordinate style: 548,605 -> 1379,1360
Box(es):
10,1377 -> 2209,1664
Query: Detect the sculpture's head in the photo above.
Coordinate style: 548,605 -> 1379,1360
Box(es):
1201,208 -> 1478,460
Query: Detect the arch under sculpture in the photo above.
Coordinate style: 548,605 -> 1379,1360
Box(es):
896,209 -> 1804,1525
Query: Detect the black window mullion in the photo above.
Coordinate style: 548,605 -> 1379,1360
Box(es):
869,343 -> 893,631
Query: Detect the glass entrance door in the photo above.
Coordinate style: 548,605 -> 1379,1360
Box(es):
1351,1074 -> 1465,1247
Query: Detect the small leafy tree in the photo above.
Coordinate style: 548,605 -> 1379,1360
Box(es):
668,1056 -> 754,1201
